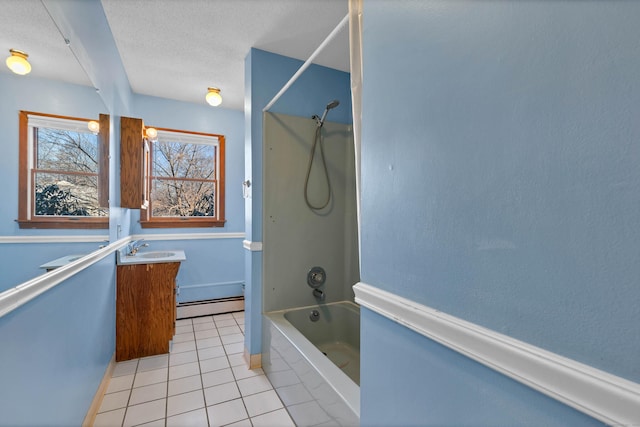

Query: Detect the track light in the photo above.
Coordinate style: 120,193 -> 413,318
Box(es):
6,49 -> 31,75
206,87 -> 222,107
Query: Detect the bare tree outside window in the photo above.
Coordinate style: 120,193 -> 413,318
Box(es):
34,127 -> 107,217
150,140 -> 217,217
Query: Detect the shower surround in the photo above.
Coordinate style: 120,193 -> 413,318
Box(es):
262,112 -> 359,312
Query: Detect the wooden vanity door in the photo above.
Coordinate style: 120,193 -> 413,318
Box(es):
116,262 -> 179,362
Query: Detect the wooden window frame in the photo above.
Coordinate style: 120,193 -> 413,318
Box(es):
17,111 -> 109,229
139,127 -> 226,229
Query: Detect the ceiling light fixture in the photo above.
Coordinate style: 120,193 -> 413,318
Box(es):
145,127 -> 158,140
87,120 -> 100,134
205,87 -> 222,107
6,49 -> 31,75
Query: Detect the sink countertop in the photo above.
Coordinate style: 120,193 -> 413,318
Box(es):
116,249 -> 186,266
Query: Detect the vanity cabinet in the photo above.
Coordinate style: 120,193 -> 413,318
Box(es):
116,262 -> 180,361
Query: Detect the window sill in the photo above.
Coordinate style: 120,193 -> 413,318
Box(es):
16,218 -> 109,229
139,218 -> 226,229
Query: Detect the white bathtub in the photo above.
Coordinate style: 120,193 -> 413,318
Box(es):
263,301 -> 360,426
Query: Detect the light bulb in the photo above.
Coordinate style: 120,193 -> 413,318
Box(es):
87,120 -> 100,134
145,127 -> 158,140
206,87 -> 222,107
6,49 -> 31,75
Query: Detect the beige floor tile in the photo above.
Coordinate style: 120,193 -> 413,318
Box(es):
207,398 -> 248,427
198,345 -> 226,361
106,374 -> 134,394
122,399 -> 166,427
204,381 -> 241,406
242,389 -> 283,417
169,361 -> 200,381
200,355 -> 230,373
250,408 -> 296,427
169,350 -> 198,367
98,389 -> 130,413
167,389 -> 205,417
168,374 -> 203,396
166,408 -> 209,427
236,375 -> 273,397
129,382 -> 167,406
202,367 -> 235,388
137,354 -> 169,372
94,408 -> 126,427
133,368 -> 168,388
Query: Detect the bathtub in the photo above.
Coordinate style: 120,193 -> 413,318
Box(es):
263,301 -> 360,426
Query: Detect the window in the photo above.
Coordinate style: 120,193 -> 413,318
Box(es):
140,127 -> 225,228
17,111 -> 109,229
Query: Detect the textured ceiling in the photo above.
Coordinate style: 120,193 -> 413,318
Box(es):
0,0 -> 92,87
0,0 -> 349,111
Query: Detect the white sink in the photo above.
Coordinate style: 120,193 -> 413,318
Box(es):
117,250 -> 186,265
139,251 -> 175,259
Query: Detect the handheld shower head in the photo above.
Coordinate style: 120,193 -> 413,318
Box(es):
319,99 -> 340,125
326,99 -> 340,110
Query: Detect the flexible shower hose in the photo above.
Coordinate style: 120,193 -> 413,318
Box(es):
304,125 -> 331,210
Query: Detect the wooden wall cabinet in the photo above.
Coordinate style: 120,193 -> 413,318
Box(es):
116,262 -> 180,362
120,116 -> 149,209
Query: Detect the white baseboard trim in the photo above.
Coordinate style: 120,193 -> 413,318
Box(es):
177,297 -> 244,319
353,282 -> 640,426
243,240 -> 263,251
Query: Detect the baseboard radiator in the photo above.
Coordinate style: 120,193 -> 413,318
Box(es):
176,297 -> 244,319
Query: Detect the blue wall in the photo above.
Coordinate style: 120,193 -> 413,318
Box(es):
0,3 -> 245,424
0,73 -> 110,289
130,94 -> 246,301
0,3 -> 126,424
131,93 -> 245,234
0,66 -> 245,300
0,242 -> 104,292
244,48 -> 351,355
0,73 -> 108,236
0,255 -> 115,426
360,1 -> 640,425
361,309 -> 602,427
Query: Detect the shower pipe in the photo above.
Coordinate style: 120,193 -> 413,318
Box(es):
262,14 -> 349,112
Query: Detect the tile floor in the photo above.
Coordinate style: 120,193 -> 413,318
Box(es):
94,311 -> 295,427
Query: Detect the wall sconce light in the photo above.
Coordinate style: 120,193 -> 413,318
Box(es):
205,87 -> 222,107
87,120 -> 100,134
6,49 -> 31,75
145,127 -> 158,140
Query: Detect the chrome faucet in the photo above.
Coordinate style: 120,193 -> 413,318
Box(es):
313,288 -> 325,301
127,239 -> 149,255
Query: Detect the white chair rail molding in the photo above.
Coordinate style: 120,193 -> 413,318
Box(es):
353,282 -> 640,426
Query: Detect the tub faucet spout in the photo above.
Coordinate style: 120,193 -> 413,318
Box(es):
313,288 -> 325,301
